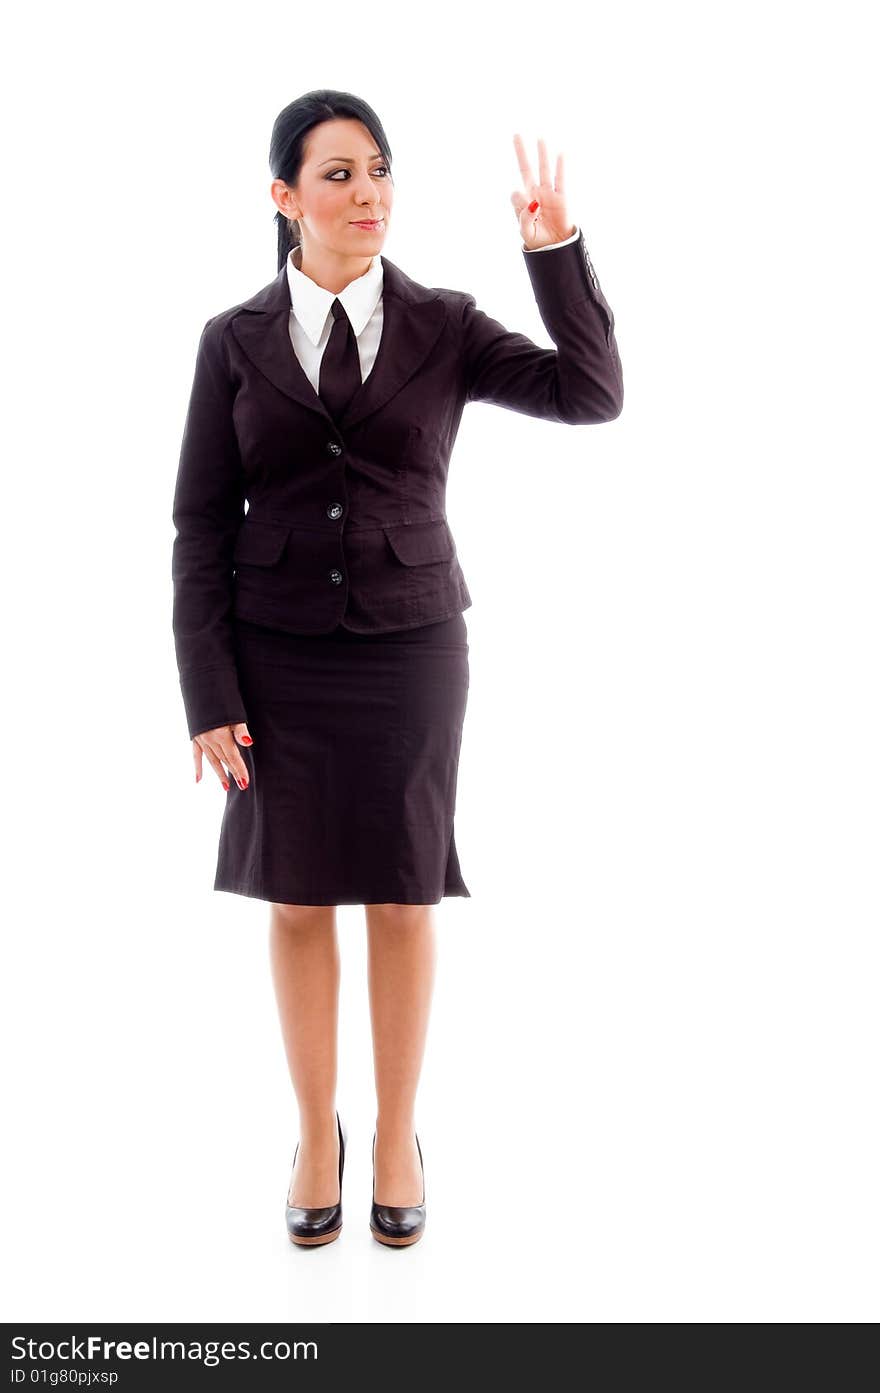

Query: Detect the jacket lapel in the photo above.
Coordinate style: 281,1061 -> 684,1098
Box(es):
230,255 -> 448,432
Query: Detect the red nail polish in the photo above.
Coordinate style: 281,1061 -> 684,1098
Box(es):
222,780 -> 229,791
241,735 -> 253,745
528,199 -> 539,213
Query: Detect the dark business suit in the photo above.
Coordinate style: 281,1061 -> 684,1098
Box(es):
171,228 -> 623,742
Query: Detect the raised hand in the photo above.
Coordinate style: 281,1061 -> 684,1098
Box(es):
510,134 -> 576,250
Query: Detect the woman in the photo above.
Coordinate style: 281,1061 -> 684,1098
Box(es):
171,90 -> 623,1248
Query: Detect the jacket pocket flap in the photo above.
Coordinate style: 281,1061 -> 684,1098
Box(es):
233,520 -> 290,566
383,520 -> 454,566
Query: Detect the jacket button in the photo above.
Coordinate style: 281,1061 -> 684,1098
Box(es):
329,569 -> 343,584
327,442 -> 343,456
327,502 -> 343,519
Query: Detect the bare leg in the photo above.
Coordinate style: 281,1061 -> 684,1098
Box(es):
365,903 -> 437,1205
269,902 -> 341,1207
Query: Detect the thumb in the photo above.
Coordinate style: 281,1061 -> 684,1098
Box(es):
512,191 -> 540,236
232,722 -> 254,746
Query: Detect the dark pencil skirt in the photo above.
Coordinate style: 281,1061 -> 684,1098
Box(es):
213,611 -> 471,906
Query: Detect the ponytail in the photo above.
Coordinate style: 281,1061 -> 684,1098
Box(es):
275,211 -> 299,275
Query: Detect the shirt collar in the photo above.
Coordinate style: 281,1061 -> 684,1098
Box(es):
286,244 -> 384,346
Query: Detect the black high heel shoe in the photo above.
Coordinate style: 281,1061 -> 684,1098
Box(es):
286,1110 -> 345,1246
370,1128 -> 426,1246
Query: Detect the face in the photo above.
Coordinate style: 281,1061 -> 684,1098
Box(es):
271,117 -> 393,262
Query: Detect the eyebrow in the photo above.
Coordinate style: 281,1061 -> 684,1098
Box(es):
318,153 -> 384,165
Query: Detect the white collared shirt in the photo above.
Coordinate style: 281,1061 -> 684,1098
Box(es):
285,225 -> 581,390
286,244 -> 385,394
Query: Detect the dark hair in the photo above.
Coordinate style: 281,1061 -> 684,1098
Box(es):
269,90 -> 393,273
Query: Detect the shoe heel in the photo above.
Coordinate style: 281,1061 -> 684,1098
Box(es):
286,1109 -> 345,1246
369,1128 -> 426,1246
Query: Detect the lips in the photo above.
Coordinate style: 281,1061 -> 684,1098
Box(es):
350,218 -> 384,227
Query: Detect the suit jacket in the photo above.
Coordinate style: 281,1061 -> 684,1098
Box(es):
171,228 -> 623,739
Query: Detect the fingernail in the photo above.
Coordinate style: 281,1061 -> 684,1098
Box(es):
238,777 -> 249,789
241,735 -> 253,745
222,780 -> 229,791
528,199 -> 539,213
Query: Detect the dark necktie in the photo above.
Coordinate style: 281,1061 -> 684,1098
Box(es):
318,298 -> 361,422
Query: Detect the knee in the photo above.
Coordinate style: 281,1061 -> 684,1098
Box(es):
270,902 -> 336,931
366,902 -> 434,928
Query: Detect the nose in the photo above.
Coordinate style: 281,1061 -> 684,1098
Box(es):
351,174 -> 384,212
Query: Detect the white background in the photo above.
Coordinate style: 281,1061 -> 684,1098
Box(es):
2,0 -> 877,1323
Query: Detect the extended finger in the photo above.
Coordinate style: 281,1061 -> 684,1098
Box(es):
512,133 -> 535,192
201,741 -> 231,790
217,735 -> 250,791
537,136 -> 551,187
192,739 -> 203,784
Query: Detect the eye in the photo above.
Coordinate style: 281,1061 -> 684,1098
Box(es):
327,165 -> 389,180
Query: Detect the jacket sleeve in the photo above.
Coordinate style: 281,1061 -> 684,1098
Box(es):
171,316 -> 248,741
461,227 -> 623,424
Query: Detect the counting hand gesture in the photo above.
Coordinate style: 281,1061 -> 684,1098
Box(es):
511,134 -> 576,251
193,722 -> 254,791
